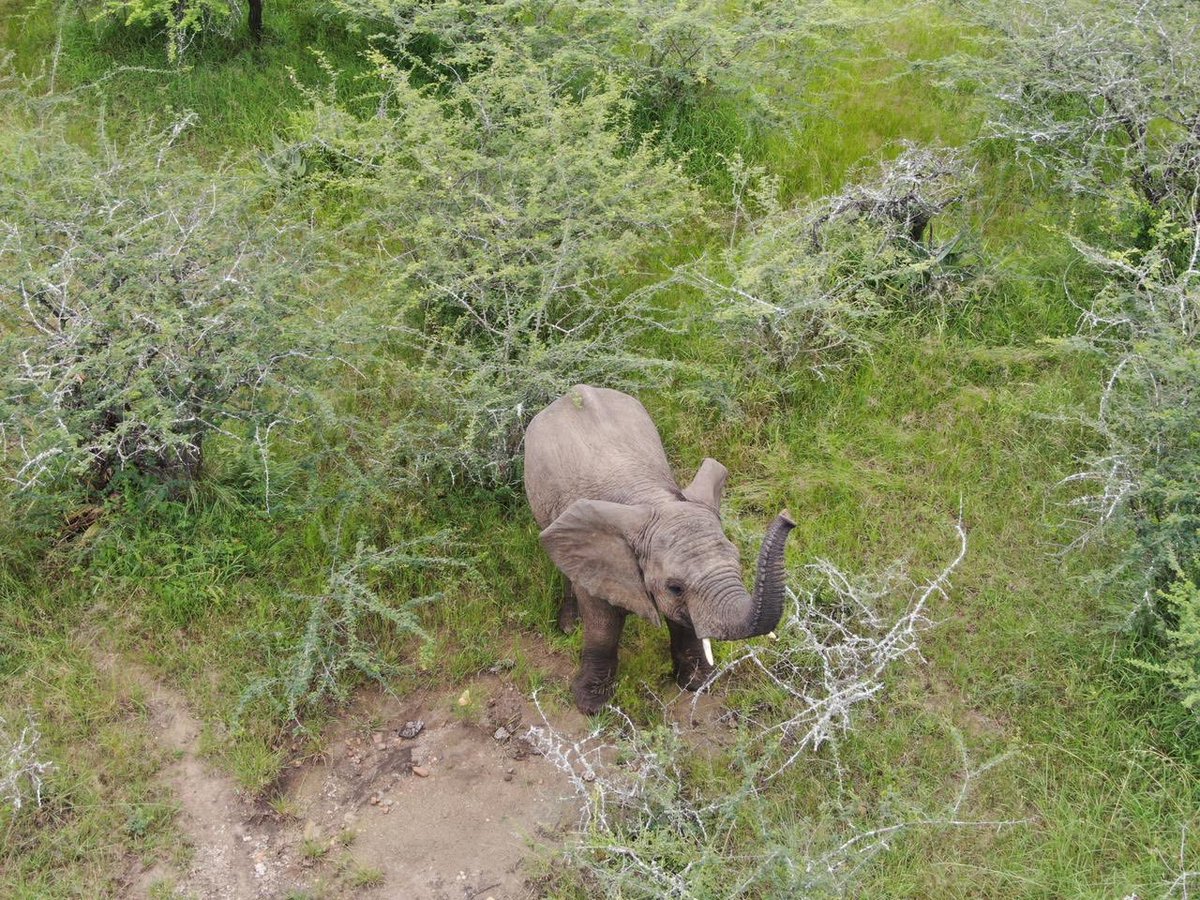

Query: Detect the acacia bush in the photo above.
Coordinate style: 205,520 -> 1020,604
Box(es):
332,0 -> 852,126
236,534 -> 464,727
277,49 -> 701,485
87,0 -> 264,60
675,145 -> 977,375
962,0 -> 1200,209
958,0 -> 1200,711
1063,215 -> 1200,661
0,94 -> 346,495
88,0 -> 234,59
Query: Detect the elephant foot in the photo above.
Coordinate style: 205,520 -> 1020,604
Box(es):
571,668 -> 616,715
673,656 -> 715,692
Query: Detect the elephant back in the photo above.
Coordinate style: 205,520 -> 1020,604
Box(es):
523,385 -> 680,526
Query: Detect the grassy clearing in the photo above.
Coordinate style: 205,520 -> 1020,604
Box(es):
2,0 -> 1198,896
0,0 -> 372,153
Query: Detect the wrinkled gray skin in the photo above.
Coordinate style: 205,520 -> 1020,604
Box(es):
524,385 -> 796,714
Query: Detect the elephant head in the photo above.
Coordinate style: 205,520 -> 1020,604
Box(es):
539,458 -> 796,659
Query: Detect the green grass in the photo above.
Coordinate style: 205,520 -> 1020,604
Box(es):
0,0 -> 373,153
2,0 -> 1199,896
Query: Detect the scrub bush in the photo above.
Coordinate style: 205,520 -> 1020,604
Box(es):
1064,215 -> 1200,644
961,0 -> 1200,208
87,0 -> 265,60
332,0 -> 852,124
236,535 -> 464,726
675,145 -> 976,375
0,89 -> 346,495
279,48 -> 701,485
960,0 -> 1200,711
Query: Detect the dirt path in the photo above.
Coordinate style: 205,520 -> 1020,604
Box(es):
101,653 -> 582,899
99,656 -> 267,899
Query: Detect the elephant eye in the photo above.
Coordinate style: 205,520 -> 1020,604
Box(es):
665,579 -> 685,598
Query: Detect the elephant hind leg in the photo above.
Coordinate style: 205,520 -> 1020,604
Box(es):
558,579 -> 580,633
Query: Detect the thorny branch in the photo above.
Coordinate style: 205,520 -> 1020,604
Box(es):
700,515 -> 969,779
0,714 -> 53,812
525,519 -> 1014,895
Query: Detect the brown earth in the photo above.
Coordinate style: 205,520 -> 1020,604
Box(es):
108,658 -> 585,900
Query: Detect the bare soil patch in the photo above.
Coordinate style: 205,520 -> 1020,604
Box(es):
105,656 -> 583,899
279,679 -> 583,899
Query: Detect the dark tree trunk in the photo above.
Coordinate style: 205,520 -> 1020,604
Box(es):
248,0 -> 263,45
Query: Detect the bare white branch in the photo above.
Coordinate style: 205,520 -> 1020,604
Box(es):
0,714 -> 54,812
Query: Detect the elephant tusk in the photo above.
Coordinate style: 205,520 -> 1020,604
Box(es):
701,638 -> 714,667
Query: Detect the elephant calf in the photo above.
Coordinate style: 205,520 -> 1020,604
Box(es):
523,385 -> 795,714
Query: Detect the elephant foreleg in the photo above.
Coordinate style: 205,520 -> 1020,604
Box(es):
558,579 -> 579,633
573,590 -> 626,714
668,619 -> 714,691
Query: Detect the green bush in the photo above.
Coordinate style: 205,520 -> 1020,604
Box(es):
962,0 -> 1200,712
237,535 -> 464,727
87,0 -> 267,60
675,145 -> 977,375
0,91 -> 348,496
332,0 -> 852,124
960,0 -> 1200,210
1064,214 -> 1200,632
1139,576 -> 1200,709
278,47 -> 701,485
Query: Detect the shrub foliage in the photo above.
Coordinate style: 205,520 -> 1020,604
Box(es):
676,145 -> 976,374
0,102 -> 342,494
237,535 -> 463,726
962,0 -> 1200,709
279,49 -> 700,485
332,0 -> 851,123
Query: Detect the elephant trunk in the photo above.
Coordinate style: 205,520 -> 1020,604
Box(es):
745,510 -> 796,637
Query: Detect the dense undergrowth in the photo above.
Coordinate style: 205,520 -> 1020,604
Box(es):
2,0 -> 1199,896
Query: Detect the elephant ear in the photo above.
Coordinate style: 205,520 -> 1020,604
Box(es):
540,499 -> 659,624
683,458 -> 728,513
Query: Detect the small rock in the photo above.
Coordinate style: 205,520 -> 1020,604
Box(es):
369,795 -> 380,805
493,726 -> 510,742
457,689 -> 471,706
372,731 -> 384,745
502,772 -> 513,782
412,765 -> 430,777
398,720 -> 424,739
254,862 -> 267,878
